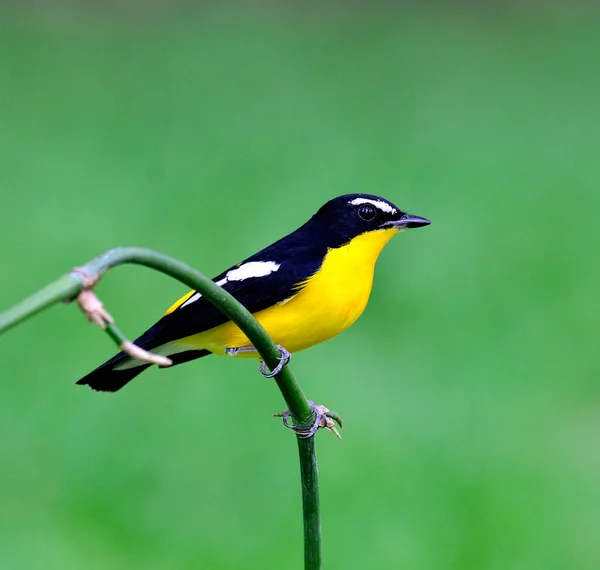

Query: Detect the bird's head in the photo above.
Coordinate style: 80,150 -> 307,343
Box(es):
310,193 -> 430,248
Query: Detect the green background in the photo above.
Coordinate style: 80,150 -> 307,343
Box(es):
1,4 -> 599,569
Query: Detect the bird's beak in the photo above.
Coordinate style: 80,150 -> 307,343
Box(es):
393,214 -> 431,229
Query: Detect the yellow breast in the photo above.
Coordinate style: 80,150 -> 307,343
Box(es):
187,228 -> 399,356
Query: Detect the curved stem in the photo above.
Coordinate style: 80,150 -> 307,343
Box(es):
0,246 -> 321,568
1,247 -> 314,424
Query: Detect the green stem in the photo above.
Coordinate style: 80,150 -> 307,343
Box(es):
0,273 -> 81,333
0,246 -> 321,568
298,436 -> 321,570
104,322 -> 128,346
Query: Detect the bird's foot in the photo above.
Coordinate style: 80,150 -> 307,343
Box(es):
226,344 -> 292,378
274,401 -> 343,439
259,345 -> 292,378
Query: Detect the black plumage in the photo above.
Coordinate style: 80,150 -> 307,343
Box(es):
77,193 -> 426,392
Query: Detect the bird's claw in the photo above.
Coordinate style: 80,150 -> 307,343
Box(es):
274,401 -> 343,439
260,345 -> 292,378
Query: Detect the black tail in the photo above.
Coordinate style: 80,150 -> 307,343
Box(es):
77,313 -> 215,392
76,348 -> 212,392
76,360 -> 153,392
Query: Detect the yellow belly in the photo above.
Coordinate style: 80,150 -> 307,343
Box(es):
182,228 -> 399,357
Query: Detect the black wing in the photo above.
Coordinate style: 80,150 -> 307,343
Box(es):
141,232 -> 327,350
77,228 -> 326,391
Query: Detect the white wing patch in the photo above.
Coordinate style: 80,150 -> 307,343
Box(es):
176,262 -> 280,310
180,292 -> 202,309
349,197 -> 397,214
226,261 -> 281,281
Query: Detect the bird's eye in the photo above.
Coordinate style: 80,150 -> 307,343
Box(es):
358,205 -> 377,221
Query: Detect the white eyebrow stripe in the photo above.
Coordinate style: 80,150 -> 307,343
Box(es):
226,261 -> 281,281
349,197 -> 397,214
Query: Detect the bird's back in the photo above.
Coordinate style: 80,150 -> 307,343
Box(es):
190,226 -> 399,355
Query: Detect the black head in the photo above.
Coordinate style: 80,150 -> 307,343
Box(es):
309,193 -> 430,248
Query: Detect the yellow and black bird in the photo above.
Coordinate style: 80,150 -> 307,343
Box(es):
78,194 -> 430,392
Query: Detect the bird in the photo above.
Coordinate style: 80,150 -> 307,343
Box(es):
77,194 -> 430,392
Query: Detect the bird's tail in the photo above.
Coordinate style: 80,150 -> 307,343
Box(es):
76,319 -> 212,392
76,358 -> 153,392
76,348 -> 212,392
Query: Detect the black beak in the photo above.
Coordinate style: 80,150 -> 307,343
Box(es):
394,214 -> 431,229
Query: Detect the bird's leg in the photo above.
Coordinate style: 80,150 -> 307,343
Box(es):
225,346 -> 257,357
274,401 -> 343,439
225,344 -> 292,378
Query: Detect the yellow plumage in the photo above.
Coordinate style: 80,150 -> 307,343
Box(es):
179,228 -> 399,356
77,193 -> 430,392
165,290 -> 196,315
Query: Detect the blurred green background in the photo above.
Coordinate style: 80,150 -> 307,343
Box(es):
1,2 -> 599,569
